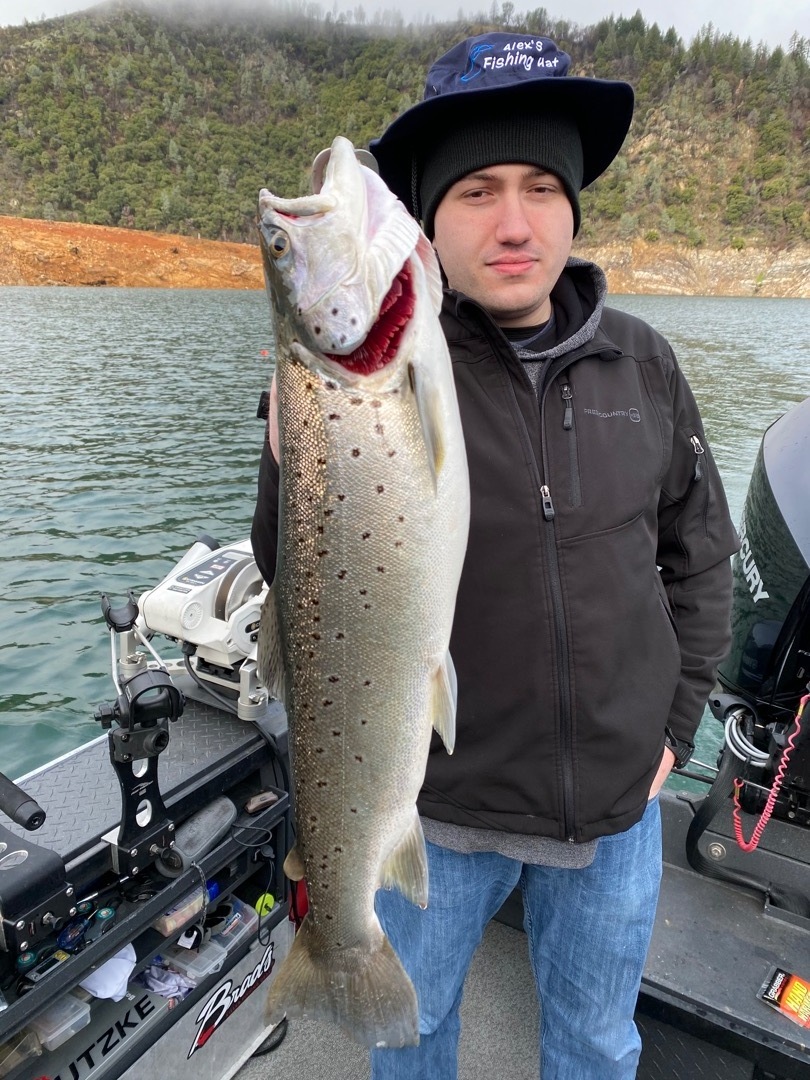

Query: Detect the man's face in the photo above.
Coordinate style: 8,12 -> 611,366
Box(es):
431,163 -> 574,328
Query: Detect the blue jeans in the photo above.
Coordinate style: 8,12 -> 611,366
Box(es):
370,798 -> 662,1080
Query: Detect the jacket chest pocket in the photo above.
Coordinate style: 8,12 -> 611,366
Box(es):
546,364 -> 667,537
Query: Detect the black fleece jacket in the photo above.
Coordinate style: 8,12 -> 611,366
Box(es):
251,259 -> 740,843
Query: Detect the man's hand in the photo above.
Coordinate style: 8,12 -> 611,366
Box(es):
648,746 -> 676,800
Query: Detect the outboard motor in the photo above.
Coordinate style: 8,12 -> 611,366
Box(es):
710,394 -> 810,824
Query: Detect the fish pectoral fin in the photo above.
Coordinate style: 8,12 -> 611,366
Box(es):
257,583 -> 286,704
408,362 -> 445,489
283,844 -> 306,882
431,651 -> 457,755
379,809 -> 428,909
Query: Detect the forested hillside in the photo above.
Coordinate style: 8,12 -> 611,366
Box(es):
1,1 -> 807,249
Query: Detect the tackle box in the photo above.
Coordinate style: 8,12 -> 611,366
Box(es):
27,992 -> 92,1051
209,897 -> 259,953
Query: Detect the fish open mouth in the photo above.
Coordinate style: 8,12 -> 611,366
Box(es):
326,262 -> 415,375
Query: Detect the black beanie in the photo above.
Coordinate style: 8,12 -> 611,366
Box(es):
419,111 -> 584,239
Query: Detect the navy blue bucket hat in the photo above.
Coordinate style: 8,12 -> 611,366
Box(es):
369,33 -> 634,228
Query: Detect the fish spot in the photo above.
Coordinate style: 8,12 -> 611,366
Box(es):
395,541 -> 403,548
331,308 -> 339,315
317,780 -> 327,787
364,680 -> 372,687
350,316 -> 358,326
364,603 -> 371,609
317,525 -> 324,535
398,515 -> 405,522
340,335 -> 347,345
350,397 -> 363,406
377,566 -> 386,573
355,755 -> 363,763
359,589 -> 367,595
375,424 -> 385,435
323,699 -> 333,707
317,457 -> 326,466
314,326 -> 321,335
335,632 -> 345,640
315,747 -> 325,754
371,400 -> 382,409
325,914 -> 333,921
334,846 -> 343,853
328,675 -> 340,683
361,532 -> 371,540
337,570 -> 347,580
311,598 -> 319,605
326,380 -> 337,390
332,729 -> 341,736
317,550 -> 329,558
351,448 -> 361,457
311,632 -> 321,640
361,719 -> 368,725
324,509 -> 334,517
337,494 -> 346,502
388,450 -> 396,457
313,615 -> 320,623
329,413 -> 341,420
350,807 -> 358,813
376,485 -> 384,494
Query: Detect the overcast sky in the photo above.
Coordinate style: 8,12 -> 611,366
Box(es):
0,0 -> 807,50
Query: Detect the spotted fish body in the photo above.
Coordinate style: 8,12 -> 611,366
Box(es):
257,137 -> 469,1048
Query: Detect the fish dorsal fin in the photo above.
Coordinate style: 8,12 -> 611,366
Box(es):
431,651 -> 457,754
257,583 -> 286,705
379,808 -> 429,908
408,362 -> 446,488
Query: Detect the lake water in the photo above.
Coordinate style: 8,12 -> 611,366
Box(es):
1,287 -> 808,785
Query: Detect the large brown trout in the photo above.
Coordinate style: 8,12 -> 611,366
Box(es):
257,136 -> 469,1048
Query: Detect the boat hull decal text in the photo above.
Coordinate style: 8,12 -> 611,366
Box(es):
188,941 -> 277,1058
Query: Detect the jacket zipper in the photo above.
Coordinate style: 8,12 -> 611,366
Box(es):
690,434 -> 710,536
561,382 -> 582,508
539,370 -> 577,842
465,302 -> 585,841
690,434 -> 704,480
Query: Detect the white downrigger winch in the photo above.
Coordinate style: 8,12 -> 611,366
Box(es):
91,536 -> 279,877
135,534 -> 270,721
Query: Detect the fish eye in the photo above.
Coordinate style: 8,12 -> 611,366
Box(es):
267,228 -> 290,258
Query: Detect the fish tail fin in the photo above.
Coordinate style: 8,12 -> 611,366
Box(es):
264,917 -> 419,1048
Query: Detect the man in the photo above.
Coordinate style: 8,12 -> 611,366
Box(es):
252,32 -> 739,1080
